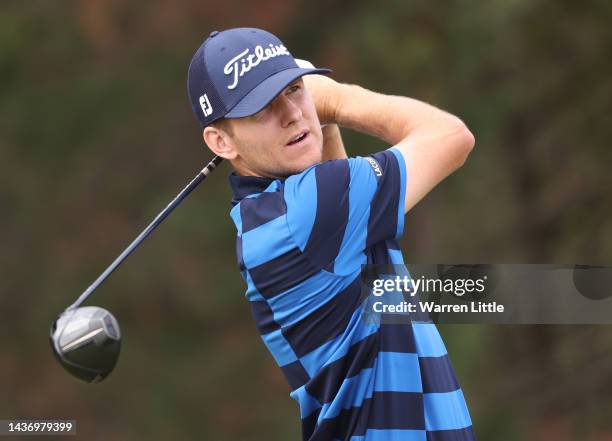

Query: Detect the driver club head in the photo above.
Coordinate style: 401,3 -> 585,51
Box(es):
50,306 -> 121,383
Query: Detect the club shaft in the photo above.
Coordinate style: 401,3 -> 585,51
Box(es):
66,156 -> 223,311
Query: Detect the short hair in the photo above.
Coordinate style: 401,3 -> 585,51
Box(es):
211,118 -> 234,137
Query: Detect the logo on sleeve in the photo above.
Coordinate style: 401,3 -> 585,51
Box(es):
366,157 -> 383,177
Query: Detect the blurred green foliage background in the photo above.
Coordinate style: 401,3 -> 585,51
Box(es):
1,0 -> 611,439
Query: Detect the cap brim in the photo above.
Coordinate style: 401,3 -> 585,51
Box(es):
224,67 -> 332,118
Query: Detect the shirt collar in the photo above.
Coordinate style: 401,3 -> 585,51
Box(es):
228,172 -> 276,206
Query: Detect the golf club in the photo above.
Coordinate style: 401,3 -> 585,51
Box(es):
50,156 -> 223,383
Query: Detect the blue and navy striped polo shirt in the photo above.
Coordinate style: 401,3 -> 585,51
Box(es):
228,148 -> 475,441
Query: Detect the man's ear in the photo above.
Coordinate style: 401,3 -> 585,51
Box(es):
203,126 -> 238,160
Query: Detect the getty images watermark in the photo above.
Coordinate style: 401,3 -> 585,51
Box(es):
360,264 -> 612,324
371,273 -> 502,314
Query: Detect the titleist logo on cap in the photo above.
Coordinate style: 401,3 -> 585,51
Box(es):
224,44 -> 291,90
188,27 -> 330,125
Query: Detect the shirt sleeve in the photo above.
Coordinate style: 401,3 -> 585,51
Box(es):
284,147 -> 406,274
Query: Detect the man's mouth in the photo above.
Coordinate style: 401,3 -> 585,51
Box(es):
286,131 -> 309,146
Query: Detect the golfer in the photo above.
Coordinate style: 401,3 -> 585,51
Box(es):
188,27 -> 476,440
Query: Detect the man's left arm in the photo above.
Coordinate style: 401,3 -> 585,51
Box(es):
321,124 -> 347,160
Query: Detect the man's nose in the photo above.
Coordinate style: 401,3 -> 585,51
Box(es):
276,95 -> 302,127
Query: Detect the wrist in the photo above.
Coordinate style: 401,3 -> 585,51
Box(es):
332,83 -> 363,127
327,83 -> 351,125
316,82 -> 351,126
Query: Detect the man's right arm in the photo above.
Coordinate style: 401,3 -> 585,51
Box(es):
305,76 -> 475,214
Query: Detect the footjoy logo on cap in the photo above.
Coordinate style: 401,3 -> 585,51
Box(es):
187,27 -> 331,127
224,44 -> 291,90
199,94 -> 213,116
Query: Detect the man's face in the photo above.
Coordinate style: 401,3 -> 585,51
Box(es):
222,78 -> 324,179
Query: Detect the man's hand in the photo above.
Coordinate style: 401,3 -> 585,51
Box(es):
302,73 -> 343,125
296,59 -> 342,125
300,59 -> 474,215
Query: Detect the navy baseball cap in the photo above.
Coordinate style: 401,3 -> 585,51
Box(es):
187,27 -> 331,127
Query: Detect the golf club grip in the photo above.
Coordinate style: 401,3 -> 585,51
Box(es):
66,156 -> 224,311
